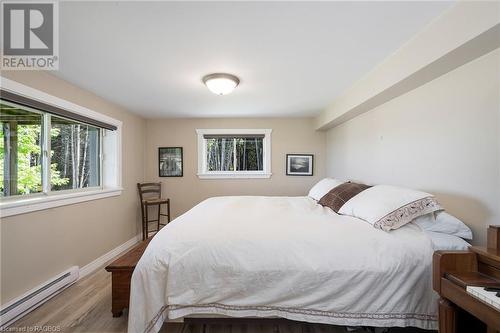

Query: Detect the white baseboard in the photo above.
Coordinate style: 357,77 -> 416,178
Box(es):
79,234 -> 142,279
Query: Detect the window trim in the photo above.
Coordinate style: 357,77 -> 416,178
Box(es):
0,76 -> 123,218
196,128 -> 272,179
1,89 -> 118,130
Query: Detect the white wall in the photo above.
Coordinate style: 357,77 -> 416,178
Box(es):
325,49 -> 500,246
316,1 -> 500,130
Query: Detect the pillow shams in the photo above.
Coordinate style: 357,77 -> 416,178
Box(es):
338,185 -> 442,231
308,178 -> 344,201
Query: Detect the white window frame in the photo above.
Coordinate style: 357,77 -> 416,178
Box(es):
0,77 -> 123,218
196,128 -> 272,179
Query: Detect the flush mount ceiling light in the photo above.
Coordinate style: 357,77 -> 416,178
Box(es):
202,73 -> 240,96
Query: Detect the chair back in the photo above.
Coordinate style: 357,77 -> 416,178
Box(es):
137,182 -> 162,202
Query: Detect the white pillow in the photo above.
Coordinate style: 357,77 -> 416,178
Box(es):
424,231 -> 471,250
413,211 -> 473,240
338,185 -> 442,231
308,178 -> 344,201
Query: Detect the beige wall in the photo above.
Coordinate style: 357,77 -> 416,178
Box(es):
145,118 -> 326,219
325,49 -> 500,246
0,72 -> 146,304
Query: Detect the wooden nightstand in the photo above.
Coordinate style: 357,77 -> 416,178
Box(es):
433,225 -> 500,333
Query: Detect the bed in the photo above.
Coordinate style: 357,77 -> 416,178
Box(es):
128,195 -> 469,333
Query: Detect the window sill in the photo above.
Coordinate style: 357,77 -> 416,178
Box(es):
197,173 -> 272,179
0,187 -> 123,218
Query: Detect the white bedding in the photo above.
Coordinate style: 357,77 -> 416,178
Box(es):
129,196 -> 445,333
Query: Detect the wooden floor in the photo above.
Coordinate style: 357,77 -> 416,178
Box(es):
10,266 -> 433,333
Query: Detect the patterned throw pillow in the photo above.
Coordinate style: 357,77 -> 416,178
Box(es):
318,182 -> 372,213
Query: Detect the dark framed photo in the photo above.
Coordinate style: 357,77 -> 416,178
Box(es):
159,147 -> 183,177
286,154 -> 314,176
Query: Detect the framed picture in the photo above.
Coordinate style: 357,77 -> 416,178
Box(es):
286,154 -> 314,176
159,147 -> 183,177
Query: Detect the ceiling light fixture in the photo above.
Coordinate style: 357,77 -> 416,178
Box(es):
202,73 -> 240,96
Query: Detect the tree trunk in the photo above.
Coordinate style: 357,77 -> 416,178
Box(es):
221,138 -> 226,171
79,127 -> 89,187
75,125 -> 81,187
70,125 -> 77,188
255,138 -> 261,170
63,127 -> 69,177
242,139 -> 246,170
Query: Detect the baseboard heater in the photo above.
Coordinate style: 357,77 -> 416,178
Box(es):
0,266 -> 79,328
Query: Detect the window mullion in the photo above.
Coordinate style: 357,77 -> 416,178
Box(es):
42,113 -> 51,194
99,129 -> 104,189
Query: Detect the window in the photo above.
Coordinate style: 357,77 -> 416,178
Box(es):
197,129 -> 272,178
0,77 -> 122,217
50,116 -> 101,191
1,100 -> 102,198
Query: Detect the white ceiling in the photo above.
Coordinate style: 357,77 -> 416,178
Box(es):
54,1 -> 453,118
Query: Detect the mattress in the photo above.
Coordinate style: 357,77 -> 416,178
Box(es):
128,196 -> 463,333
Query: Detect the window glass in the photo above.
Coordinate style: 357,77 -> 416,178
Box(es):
206,137 -> 235,171
0,102 -> 43,197
235,137 -> 263,171
205,136 -> 263,172
50,116 -> 100,191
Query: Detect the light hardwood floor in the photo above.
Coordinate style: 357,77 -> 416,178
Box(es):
10,266 -> 433,333
11,267 -> 140,332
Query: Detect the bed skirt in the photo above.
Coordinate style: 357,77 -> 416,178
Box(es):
146,303 -> 438,333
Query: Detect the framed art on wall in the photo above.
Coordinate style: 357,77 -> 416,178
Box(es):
286,154 -> 313,176
159,147 -> 183,177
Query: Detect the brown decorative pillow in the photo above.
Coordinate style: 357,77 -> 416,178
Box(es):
318,182 -> 371,213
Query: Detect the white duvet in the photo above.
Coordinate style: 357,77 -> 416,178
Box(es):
129,196 -> 442,333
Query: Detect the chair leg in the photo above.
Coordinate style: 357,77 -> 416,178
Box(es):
157,203 -> 161,231
167,199 -> 171,223
140,203 -> 146,241
144,205 -> 149,240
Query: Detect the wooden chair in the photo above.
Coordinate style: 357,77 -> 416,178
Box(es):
137,182 -> 170,240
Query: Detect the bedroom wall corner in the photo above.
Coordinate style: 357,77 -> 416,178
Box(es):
0,71 -> 147,305
324,49 -> 500,246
